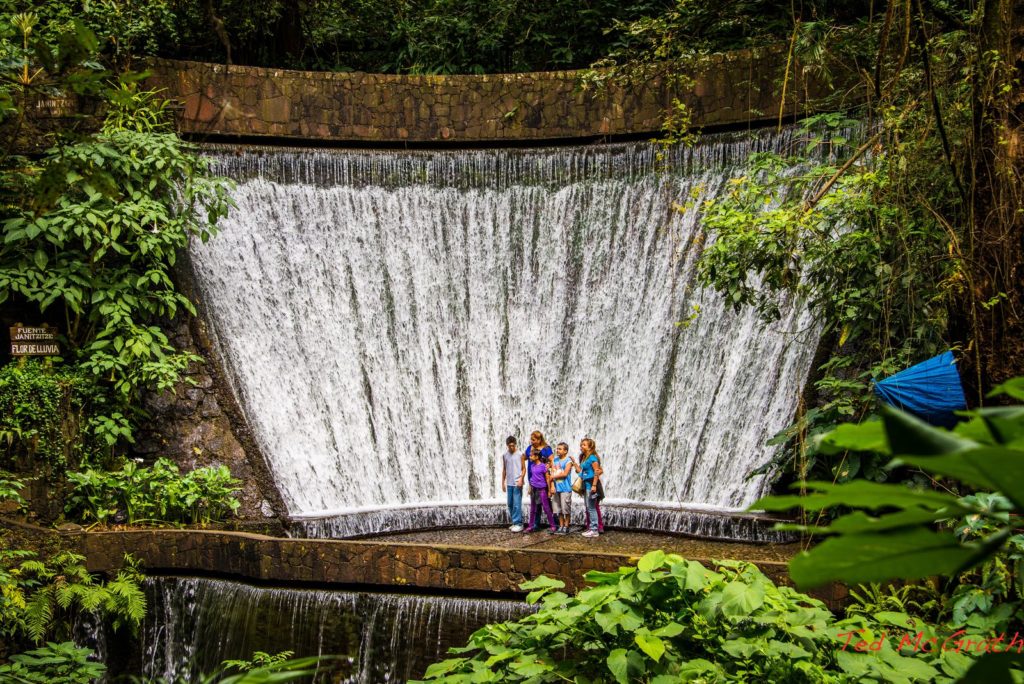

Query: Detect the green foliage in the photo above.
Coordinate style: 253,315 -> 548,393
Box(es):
162,0 -> 675,73
756,385 -> 1024,679
1,107 -> 232,404
698,111 -> 961,486
129,655 -> 327,684
0,641 -> 106,684
756,385 -> 1024,589
0,550 -> 145,648
846,583 -> 941,623
0,470 -> 26,510
65,457 -> 241,525
417,551 -> 977,683
0,646 -> 321,684
2,0 -> 176,69
0,6 -> 231,462
221,650 -> 296,674
203,656 -> 324,684
0,361 -> 107,472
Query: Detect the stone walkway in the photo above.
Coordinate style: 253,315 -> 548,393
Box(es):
368,527 -> 802,565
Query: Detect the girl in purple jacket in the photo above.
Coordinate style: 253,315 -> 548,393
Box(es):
527,449 -> 557,532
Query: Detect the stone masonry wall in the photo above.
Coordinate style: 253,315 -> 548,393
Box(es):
146,47 -> 835,144
133,261 -> 289,524
134,315 -> 284,523
69,526 -> 846,607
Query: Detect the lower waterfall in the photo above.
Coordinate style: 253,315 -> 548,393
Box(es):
125,577 -> 533,682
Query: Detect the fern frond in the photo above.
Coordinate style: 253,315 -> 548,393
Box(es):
18,560 -> 49,577
77,585 -> 106,612
106,578 -> 147,626
55,582 -> 76,609
24,588 -> 54,642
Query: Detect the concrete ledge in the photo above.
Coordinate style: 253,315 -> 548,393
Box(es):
79,526 -> 845,606
78,527 -> 662,594
2,518 -> 846,607
144,47 -> 833,144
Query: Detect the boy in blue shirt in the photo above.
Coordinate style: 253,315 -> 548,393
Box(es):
550,442 -> 576,534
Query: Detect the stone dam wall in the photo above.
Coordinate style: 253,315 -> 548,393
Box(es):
146,47 -> 837,144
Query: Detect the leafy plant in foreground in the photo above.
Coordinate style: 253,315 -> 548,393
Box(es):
0,641 -> 105,684
756,378 -> 1024,680
417,552 -> 974,683
0,550 -> 145,647
756,378 -> 1024,589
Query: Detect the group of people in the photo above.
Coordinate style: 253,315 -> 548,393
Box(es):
500,430 -> 605,538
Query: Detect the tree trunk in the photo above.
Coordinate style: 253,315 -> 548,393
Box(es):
963,0 -> 1024,401
273,0 -> 305,66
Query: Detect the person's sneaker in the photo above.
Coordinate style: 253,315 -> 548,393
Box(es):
510,524 -> 524,532
546,527 -> 557,534
581,530 -> 599,538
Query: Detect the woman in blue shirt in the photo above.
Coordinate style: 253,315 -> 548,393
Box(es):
578,437 -> 603,537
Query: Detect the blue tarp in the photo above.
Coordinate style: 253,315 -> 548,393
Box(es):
873,351 -> 967,427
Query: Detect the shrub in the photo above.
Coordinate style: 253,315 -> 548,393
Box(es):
0,551 -> 145,646
0,361 -> 106,473
65,457 -> 241,525
418,552 -> 976,683
0,641 -> 105,684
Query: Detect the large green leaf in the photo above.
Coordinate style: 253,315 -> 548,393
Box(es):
788,527 -> 987,588
882,405 -> 978,455
975,407 -> 1024,445
606,649 -> 629,684
988,378 -> 1024,401
651,622 -> 684,638
819,419 -> 889,455
896,447 -> 1024,512
960,652 -> 1024,683
719,580 -> 765,617
636,550 -> 666,573
818,508 -> 946,534
670,559 -> 718,593
753,480 -> 969,514
595,601 -> 643,634
634,632 -> 665,661
520,576 -> 565,591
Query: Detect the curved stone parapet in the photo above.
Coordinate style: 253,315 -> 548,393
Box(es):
1,518 -> 846,607
145,47 -> 833,144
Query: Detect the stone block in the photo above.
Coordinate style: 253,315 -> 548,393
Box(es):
260,96 -> 291,124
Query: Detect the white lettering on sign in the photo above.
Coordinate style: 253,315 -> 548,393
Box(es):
12,328 -> 56,341
11,343 -> 60,355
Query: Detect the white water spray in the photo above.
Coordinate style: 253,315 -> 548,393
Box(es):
192,129 -> 820,520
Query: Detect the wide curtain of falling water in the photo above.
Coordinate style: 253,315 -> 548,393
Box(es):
193,128 -> 821,518
111,577 -> 534,683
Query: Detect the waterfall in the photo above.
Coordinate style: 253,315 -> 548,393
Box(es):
192,127 -> 822,526
133,577 -> 534,682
